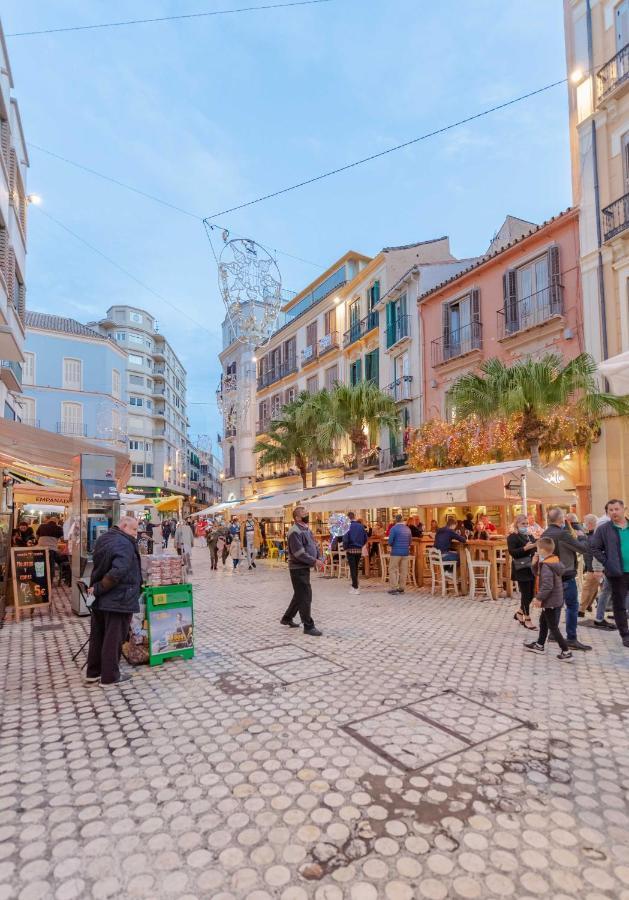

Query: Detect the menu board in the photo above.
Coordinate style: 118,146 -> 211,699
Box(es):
148,606 -> 194,657
11,547 -> 52,620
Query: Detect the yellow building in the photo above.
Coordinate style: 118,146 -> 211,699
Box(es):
564,0 -> 629,509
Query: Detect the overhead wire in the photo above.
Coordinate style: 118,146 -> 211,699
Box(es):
205,77 -> 568,219
7,0 -> 335,37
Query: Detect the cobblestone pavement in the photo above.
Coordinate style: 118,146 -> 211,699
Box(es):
1,544 -> 629,900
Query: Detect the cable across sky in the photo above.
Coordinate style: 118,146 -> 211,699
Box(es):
7,0 -> 335,37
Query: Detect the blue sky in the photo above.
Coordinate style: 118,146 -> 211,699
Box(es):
4,0 -> 570,450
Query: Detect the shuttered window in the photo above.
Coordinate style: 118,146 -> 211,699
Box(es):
112,369 -> 121,398
23,352 -> 35,386
61,402 -> 83,434
63,358 -> 82,390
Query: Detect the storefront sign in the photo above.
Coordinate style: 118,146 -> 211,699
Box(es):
10,547 -> 52,620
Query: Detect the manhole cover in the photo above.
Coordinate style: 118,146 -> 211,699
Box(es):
343,690 -> 528,772
242,644 -> 344,684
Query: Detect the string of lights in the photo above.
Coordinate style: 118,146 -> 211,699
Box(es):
7,0 -> 335,37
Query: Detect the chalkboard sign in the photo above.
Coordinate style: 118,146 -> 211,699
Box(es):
11,547 -> 52,620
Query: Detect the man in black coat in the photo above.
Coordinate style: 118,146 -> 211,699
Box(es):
86,516 -> 143,687
590,499 -> 629,648
542,507 -> 590,651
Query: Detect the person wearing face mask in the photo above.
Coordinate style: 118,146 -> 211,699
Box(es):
281,506 -> 323,636
508,514 -> 537,629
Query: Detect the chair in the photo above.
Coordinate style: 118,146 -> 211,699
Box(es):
405,549 -> 417,589
336,548 -> 349,580
321,543 -> 334,577
378,543 -> 390,584
428,548 -> 459,597
464,549 -> 492,601
266,538 -> 279,561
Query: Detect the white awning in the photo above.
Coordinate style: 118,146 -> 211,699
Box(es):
303,460 -> 575,512
189,500 -> 242,518
231,484 -> 348,518
599,351 -> 629,394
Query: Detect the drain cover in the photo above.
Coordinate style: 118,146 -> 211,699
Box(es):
242,644 -> 344,684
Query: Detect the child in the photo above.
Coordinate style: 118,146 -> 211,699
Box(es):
524,537 -> 573,661
229,534 -> 243,571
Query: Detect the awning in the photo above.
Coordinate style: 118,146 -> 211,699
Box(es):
13,484 -> 72,505
304,460 -> 575,512
189,500 -> 242,518
599,351 -> 629,394
230,484 -> 348,518
154,496 -> 183,513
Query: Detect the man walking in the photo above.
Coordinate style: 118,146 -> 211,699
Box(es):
281,506 -> 322,635
579,514 -> 605,619
87,516 -> 142,687
343,511 -> 368,595
241,512 -> 261,569
590,498 -> 629,649
542,507 -> 591,651
387,514 -> 412,595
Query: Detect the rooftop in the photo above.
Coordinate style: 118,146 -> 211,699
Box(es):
26,311 -> 114,342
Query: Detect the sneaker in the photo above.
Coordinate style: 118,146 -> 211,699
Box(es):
524,642 -> 544,653
85,674 -> 100,684
593,619 -> 617,630
622,634 -> 629,648
280,619 -> 299,628
387,589 -> 400,595
100,674 -> 133,688
252,561 -> 256,568
304,627 -> 322,636
566,639 -> 592,651
397,589 -> 405,594
577,611 -> 585,618
557,650 -> 573,661
349,587 -> 360,595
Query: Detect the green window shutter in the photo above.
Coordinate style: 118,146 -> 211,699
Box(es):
374,280 -> 380,305
386,303 -> 395,348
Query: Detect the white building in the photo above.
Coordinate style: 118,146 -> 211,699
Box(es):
0,21 -> 29,422
90,306 -> 189,498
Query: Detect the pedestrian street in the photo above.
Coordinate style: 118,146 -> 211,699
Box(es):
1,543 -> 629,900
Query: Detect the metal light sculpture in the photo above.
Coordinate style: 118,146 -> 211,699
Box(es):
218,237 -> 282,348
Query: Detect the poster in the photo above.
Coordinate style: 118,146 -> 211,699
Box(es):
148,606 -> 193,656
11,547 -> 51,619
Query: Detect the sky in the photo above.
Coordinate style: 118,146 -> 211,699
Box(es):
3,0 -> 572,454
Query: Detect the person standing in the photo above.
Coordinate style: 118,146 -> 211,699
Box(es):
542,507 -> 591,651
508,514 -> 537,629
343,512 -> 368,595
206,526 -> 219,571
174,519 -> 193,574
241,513 -> 261,570
87,516 -> 142,686
434,516 -> 467,561
524,537 -> 573,661
162,519 -> 172,548
579,514 -> 604,618
281,506 -> 322,635
387,513 -> 412,595
590,499 -> 629,649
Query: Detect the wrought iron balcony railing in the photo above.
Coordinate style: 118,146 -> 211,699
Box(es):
385,314 -> 411,349
431,322 -> 482,366
257,359 -> 298,390
0,359 -> 22,386
384,375 -> 413,401
343,310 -> 379,348
497,285 -> 563,339
597,43 -> 629,103
602,193 -> 629,242
301,344 -> 318,365
318,330 -> 340,356
57,422 -> 87,437
379,448 -> 408,472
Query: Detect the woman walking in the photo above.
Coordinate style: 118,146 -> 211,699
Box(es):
508,514 -> 537,629
342,512 -> 368,595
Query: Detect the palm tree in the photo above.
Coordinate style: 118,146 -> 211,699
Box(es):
254,403 -> 310,489
448,352 -> 629,468
316,381 -> 400,480
295,390 -> 335,487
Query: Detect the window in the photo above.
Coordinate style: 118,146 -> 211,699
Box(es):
115,332 -> 126,342
368,280 -> 380,310
13,267 -> 24,316
63,358 -> 82,390
271,393 -> 282,418
285,386 -> 296,405
130,312 -> 143,323
306,321 -> 318,350
349,358 -> 362,386
128,353 -> 143,366
129,440 -> 142,450
146,399 -> 152,410
128,333 -> 143,344
145,463 -> 153,478
20,397 -> 36,426
324,309 -> 336,336
130,396 -> 144,407
306,375 -> 319,395
284,337 -> 297,370
131,463 -> 145,477
349,300 -> 361,340
444,391 -> 457,423
228,446 -> 236,478
146,379 -> 153,391
112,369 -> 121,398
441,290 -> 480,358
129,374 -> 144,386
325,365 -> 339,391
385,293 -> 409,348
22,352 -> 35,386
622,131 -> 629,191
61,401 -> 83,435
364,349 -> 379,385
503,248 -> 560,333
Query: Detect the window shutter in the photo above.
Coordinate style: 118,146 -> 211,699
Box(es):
6,248 -> 14,308
0,227 -> 7,282
374,280 -> 380,306
470,288 -> 481,349
8,149 -> 16,198
0,120 -> 9,165
372,350 -> 379,386
441,302 -> 450,351
503,270 -> 518,332
547,245 -> 562,314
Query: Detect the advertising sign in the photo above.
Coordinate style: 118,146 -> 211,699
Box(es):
11,547 -> 52,620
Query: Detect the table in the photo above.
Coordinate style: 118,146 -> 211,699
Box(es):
457,539 -> 511,599
365,537 -> 433,585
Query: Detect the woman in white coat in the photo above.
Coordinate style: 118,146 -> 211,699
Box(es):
174,519 -> 193,574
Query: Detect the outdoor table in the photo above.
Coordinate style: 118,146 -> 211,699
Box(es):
457,539 -> 511,599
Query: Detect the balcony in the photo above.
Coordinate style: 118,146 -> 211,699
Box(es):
19,418 -> 40,428
597,44 -> 629,104
256,420 -> 270,435
154,406 -> 166,419
301,344 -> 318,366
0,359 -> 22,391
343,310 -> 379,348
431,322 -> 483,366
57,422 -> 87,437
497,286 -> 563,339
386,314 -> 411,349
385,375 -> 413,402
153,428 -> 167,437
257,360 -> 298,390
152,386 -> 166,397
318,331 -> 340,356
602,193 -> 629,242
379,448 -> 408,472
343,447 -> 380,474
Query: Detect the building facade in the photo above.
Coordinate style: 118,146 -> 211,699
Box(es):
187,441 -> 222,509
21,312 -> 128,445
564,0 -> 629,508
0,22 -> 28,422
419,208 -> 590,508
90,306 -> 189,497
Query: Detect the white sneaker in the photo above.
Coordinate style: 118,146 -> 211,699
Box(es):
349,587 -> 360,595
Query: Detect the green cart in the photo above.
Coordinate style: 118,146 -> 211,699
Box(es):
144,583 -> 194,667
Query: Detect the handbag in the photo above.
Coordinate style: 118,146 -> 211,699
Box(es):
513,556 -> 533,571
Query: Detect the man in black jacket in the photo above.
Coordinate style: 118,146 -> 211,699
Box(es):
542,507 -> 591,651
86,516 -> 143,686
590,499 -> 629,648
281,506 -> 323,636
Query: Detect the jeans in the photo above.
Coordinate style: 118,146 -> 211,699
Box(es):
245,536 -> 256,566
563,577 -> 579,641
389,555 -> 409,590
282,567 -> 314,629
86,609 -> 132,684
538,607 -> 569,651
595,576 -> 611,622
441,551 -> 459,562
347,553 -> 361,589
607,573 -> 629,637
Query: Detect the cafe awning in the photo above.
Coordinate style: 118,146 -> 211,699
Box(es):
230,484 -> 348,518
189,500 -> 242,518
154,496 -> 183,513
599,350 -> 629,394
303,460 -> 575,512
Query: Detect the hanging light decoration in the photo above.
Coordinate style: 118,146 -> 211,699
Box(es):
217,238 -> 282,349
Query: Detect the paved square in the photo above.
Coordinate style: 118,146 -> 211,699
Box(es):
1,543 -> 629,900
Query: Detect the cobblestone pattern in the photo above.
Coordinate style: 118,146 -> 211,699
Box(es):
1,545 -> 629,899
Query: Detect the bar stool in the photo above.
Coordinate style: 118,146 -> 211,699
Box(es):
337,548 -> 349,580
428,548 -> 459,597
378,544 -> 390,584
464,549 -> 492,600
